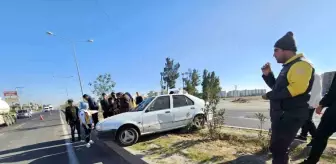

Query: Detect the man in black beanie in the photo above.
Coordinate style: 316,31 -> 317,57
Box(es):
261,31 -> 315,164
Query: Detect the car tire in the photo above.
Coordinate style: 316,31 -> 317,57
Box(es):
116,127 -> 139,147
193,114 -> 205,129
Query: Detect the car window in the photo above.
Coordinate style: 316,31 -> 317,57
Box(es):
173,95 -> 194,108
186,96 -> 194,106
150,96 -> 170,111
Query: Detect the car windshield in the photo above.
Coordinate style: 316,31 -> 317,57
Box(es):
131,97 -> 155,112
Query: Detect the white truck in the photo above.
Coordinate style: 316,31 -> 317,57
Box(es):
0,98 -> 17,126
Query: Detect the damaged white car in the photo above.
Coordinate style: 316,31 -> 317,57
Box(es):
95,93 -> 206,146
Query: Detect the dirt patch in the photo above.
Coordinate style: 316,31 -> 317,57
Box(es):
231,98 -> 250,103
128,127 -> 336,164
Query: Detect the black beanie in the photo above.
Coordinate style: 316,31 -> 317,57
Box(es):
274,31 -> 297,52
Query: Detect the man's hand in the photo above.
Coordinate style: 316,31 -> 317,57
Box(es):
316,105 -> 323,115
262,93 -> 269,100
261,62 -> 272,76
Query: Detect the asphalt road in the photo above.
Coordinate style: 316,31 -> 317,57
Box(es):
224,109 -> 336,137
0,110 -> 126,164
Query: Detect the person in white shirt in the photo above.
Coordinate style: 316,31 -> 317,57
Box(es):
79,107 -> 96,148
295,73 -> 322,145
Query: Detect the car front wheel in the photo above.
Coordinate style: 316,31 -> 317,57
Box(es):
116,127 -> 139,147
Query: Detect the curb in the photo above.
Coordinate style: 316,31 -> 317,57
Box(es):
92,134 -> 148,164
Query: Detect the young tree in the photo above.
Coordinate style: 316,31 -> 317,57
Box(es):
162,58 -> 180,90
183,69 -> 201,95
147,91 -> 157,97
89,73 -> 116,97
201,69 -> 224,139
202,69 -> 210,101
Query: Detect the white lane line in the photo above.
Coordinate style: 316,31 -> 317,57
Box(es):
16,123 -> 26,129
60,111 -> 79,164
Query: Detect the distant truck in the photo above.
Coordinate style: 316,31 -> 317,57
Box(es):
49,105 -> 53,111
0,98 -> 17,126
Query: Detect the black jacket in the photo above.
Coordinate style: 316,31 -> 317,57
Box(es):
108,97 -> 118,111
320,74 -> 336,109
65,106 -> 80,123
262,55 -> 314,120
87,97 -> 99,110
136,96 -> 143,105
100,99 -> 110,112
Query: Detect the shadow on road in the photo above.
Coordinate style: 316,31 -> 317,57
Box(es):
14,124 -> 62,132
0,139 -> 68,164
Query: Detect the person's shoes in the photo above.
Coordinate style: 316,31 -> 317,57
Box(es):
77,138 -> 82,142
86,143 -> 91,148
295,135 -> 307,142
89,140 -> 94,144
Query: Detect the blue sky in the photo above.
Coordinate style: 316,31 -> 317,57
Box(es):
0,0 -> 335,106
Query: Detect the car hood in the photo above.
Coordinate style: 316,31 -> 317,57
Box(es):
101,111 -> 142,123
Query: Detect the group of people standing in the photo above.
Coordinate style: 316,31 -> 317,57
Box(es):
262,31 -> 336,164
99,92 -> 144,119
64,99 -> 95,148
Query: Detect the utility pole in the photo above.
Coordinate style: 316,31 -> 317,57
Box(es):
15,87 -> 24,109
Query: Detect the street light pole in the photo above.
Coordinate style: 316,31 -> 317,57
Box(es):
46,31 -> 93,97
71,42 -> 84,96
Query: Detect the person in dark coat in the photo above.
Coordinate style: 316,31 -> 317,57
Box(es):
100,93 -> 110,119
135,92 -> 144,105
65,99 -> 81,142
262,31 -> 314,164
116,92 -> 130,113
301,74 -> 336,164
108,92 -> 119,115
83,94 -> 99,128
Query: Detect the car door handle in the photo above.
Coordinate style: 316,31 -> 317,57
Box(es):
190,107 -> 195,109
165,111 -> 171,113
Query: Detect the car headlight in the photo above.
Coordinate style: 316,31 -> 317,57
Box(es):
96,124 -> 102,131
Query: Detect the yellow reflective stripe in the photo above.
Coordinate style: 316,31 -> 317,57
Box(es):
286,61 -> 313,96
285,53 -> 303,65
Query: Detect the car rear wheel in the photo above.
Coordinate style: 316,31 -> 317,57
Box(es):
116,127 -> 139,147
193,114 -> 205,129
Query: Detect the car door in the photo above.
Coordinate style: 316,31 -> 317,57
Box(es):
171,95 -> 195,127
142,95 -> 173,133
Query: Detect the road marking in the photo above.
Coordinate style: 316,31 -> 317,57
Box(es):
60,111 -> 79,164
16,123 -> 26,129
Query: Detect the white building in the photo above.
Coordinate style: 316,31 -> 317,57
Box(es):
224,89 -> 266,98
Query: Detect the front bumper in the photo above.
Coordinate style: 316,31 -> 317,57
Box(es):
17,115 -> 29,118
94,129 -> 118,141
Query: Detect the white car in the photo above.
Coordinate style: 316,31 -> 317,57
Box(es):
95,93 -> 206,146
43,107 -> 49,112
